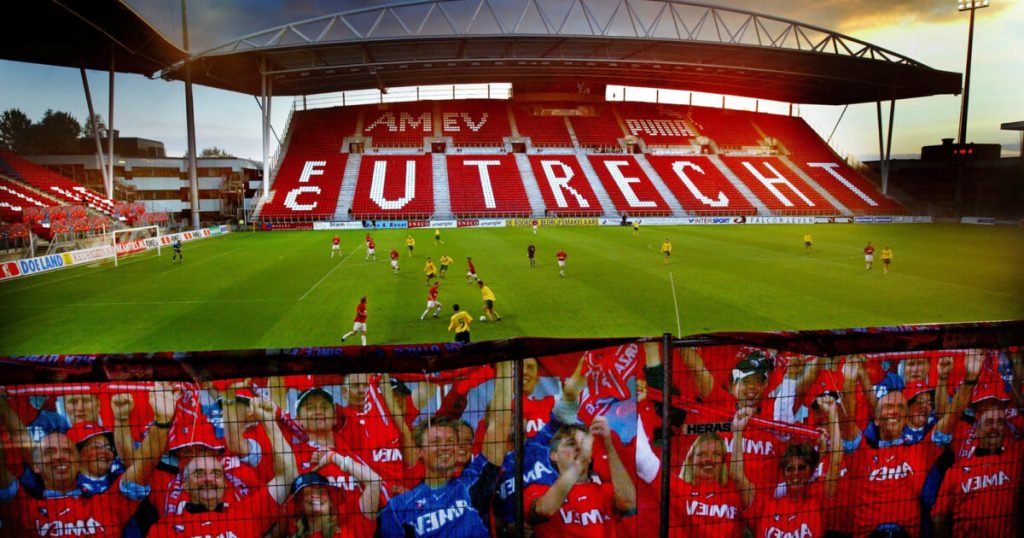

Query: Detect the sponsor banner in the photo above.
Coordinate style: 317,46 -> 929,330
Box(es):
475,219 -> 506,228
457,219 -> 480,228
683,216 -> 737,225
13,254 -> 66,278
853,216 -> 895,224
69,246 -> 116,265
0,260 -> 23,281
374,220 -> 409,229
429,220 -> 458,229
407,220 -> 431,229
961,216 -> 996,225
313,221 -> 364,231
208,225 -> 229,236
506,218 -> 597,228
263,222 -> 314,231
745,216 -> 815,225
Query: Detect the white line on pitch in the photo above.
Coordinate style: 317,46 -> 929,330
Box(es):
298,244 -> 363,300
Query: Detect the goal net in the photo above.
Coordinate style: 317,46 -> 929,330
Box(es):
111,224 -> 162,267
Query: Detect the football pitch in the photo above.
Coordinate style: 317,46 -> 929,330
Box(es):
0,223 -> 1021,355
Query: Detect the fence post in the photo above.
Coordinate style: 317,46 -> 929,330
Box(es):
659,332 -> 672,538
513,358 -> 526,537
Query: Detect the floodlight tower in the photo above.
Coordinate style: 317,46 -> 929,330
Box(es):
957,0 -> 990,144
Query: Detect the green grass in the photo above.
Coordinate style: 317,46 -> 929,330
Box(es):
0,224 -> 1022,355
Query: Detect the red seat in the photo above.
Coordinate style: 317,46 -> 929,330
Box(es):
513,105 -> 573,147
720,156 -> 837,214
362,103 -> 433,148
0,149 -> 116,214
645,156 -> 757,215
527,155 -> 603,216
570,105 -> 624,148
587,155 -> 670,216
351,155 -> 434,219
616,102 -> 698,146
260,154 -> 348,220
439,100 -> 510,147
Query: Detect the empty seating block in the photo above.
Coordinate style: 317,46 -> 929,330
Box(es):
261,154 -> 348,220
645,156 -> 757,215
570,105 -> 624,148
0,149 -> 116,214
754,115 -> 905,213
513,105 -> 573,147
687,106 -> 762,148
0,178 -> 53,222
721,156 -> 837,214
527,155 -> 603,216
587,155 -> 670,215
447,155 -> 531,217
616,102 -> 697,146
439,100 -> 510,147
288,107 -> 359,155
362,103 -> 433,148
352,155 -> 434,219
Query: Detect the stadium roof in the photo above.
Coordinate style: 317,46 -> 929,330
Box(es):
158,0 -> 962,106
0,0 -> 187,75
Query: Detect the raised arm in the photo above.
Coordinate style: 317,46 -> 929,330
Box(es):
729,407 -> 755,510
123,382 -> 176,486
839,357 -> 863,443
935,353 -> 983,437
0,390 -> 33,461
380,374 -> 417,469
817,396 -> 844,499
483,360 -> 514,466
110,393 -> 138,468
316,449 -> 383,519
591,416 -> 635,515
934,356 -> 954,418
221,382 -> 250,458
252,396 -> 297,505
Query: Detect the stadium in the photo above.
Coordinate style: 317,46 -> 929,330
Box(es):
0,1 -> 1021,537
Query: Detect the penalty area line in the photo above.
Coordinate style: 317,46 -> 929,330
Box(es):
669,271 -> 682,337
298,244 -> 362,300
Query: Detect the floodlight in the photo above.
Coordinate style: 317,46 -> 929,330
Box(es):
958,0 -> 990,12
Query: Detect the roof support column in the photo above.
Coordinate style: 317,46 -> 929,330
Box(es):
182,0 -> 200,230
79,61 -> 110,196
106,50 -> 116,199
260,59 -> 270,199
875,101 -> 897,195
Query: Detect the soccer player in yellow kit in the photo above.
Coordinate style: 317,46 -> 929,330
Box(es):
448,304 -> 473,342
424,257 -> 437,283
882,246 -> 893,273
438,254 -> 453,279
478,280 -> 501,321
804,232 -> 813,252
434,228 -> 445,246
405,235 -> 415,257
660,239 -> 672,264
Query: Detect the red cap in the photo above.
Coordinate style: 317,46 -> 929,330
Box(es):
802,370 -> 843,410
168,419 -> 225,454
903,380 -> 934,402
66,421 -> 112,446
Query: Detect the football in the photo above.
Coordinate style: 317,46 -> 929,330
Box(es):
480,315 -> 487,321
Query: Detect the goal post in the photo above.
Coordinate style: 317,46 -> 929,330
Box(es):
111,224 -> 162,267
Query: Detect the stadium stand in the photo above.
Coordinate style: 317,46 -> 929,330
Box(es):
0,177 -> 54,222
0,149 -> 116,214
260,154 -> 349,220
446,155 -> 531,217
352,155 -> 434,218
439,100 -> 510,147
687,106 -> 763,148
616,102 -> 699,147
646,155 -> 758,215
586,155 -> 671,216
362,102 -> 434,148
512,103 -> 573,147
753,114 -> 906,213
721,156 -> 838,214
569,104 -> 626,149
527,155 -> 603,215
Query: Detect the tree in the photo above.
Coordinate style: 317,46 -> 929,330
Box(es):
198,144 -> 233,157
0,108 -> 32,152
36,109 -> 82,154
83,114 -> 108,138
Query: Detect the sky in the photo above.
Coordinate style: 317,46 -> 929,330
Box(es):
0,0 -> 1021,162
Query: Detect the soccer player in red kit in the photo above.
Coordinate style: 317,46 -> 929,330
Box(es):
525,416 -> 636,538
331,235 -> 341,258
365,238 -> 376,261
863,241 -> 875,270
341,296 -> 368,346
931,402 -> 1022,538
840,353 -> 982,537
421,282 -> 443,320
465,256 -> 478,283
556,250 -> 568,278
389,249 -> 400,274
